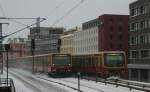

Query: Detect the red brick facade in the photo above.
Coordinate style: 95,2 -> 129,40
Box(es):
98,14 -> 129,54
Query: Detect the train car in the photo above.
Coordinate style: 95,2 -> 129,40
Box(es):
72,51 -> 127,77
9,54 -> 49,73
47,53 -> 72,77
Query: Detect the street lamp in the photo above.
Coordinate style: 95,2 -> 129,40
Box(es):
4,44 -> 10,85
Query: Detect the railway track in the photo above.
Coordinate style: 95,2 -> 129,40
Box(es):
8,68 -> 150,92
37,76 -> 83,92
9,72 -> 42,92
81,76 -> 150,92
8,70 -> 69,92
57,78 -> 105,92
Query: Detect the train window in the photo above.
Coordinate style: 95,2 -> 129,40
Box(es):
52,55 -> 70,65
85,56 -> 88,67
86,56 -> 91,67
78,57 -> 81,67
82,56 -> 85,67
80,56 -> 84,67
94,56 -> 99,67
91,56 -> 94,67
104,53 -> 125,67
73,56 -> 77,67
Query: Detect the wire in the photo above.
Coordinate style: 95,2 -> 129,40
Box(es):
45,0 -> 65,19
1,18 -> 46,39
8,19 -> 29,27
0,0 -> 65,37
51,0 -> 84,26
0,0 -> 84,39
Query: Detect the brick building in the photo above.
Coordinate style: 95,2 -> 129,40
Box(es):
74,14 -> 129,54
3,38 -> 27,61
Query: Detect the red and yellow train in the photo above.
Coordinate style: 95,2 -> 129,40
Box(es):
72,51 -> 127,77
9,51 -> 127,78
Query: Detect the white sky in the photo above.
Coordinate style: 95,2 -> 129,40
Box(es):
0,0 -> 136,39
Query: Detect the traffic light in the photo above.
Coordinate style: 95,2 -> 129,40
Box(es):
31,39 -> 35,49
58,39 -> 61,46
4,44 -> 10,51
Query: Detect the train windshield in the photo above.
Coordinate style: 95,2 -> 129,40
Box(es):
104,53 -> 125,67
52,56 -> 70,65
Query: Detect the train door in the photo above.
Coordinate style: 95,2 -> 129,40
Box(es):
95,54 -> 103,73
48,54 -> 52,72
72,55 -> 79,72
91,55 -> 95,73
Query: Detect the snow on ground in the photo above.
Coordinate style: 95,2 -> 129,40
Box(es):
37,74 -> 144,92
8,68 -> 76,92
1,71 -> 33,92
1,68 -> 146,92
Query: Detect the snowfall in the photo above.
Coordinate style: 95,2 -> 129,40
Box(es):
0,68 -> 146,92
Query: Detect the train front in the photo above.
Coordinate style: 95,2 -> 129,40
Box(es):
102,52 -> 127,77
48,54 -> 72,77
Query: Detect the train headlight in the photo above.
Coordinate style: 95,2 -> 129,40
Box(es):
68,64 -> 71,66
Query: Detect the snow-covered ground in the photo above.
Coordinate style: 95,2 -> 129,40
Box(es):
1,71 -> 33,92
0,68 -> 146,92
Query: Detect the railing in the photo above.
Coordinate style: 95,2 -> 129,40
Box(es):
0,78 -> 16,92
82,76 -> 150,92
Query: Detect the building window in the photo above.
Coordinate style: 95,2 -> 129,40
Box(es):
119,44 -> 122,49
139,35 -> 148,44
118,25 -> 122,32
119,35 -> 122,40
109,26 -> 113,31
110,43 -> 113,49
110,34 -> 113,40
131,51 -> 139,58
130,23 -> 135,31
131,9 -> 136,16
130,8 -> 138,16
130,36 -> 138,45
141,50 -> 149,58
140,5 -> 148,14
141,20 -> 145,29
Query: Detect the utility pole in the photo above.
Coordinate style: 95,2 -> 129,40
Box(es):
0,17 -> 45,74
0,23 -> 9,74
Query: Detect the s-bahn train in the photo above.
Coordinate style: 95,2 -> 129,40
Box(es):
47,54 -> 72,77
9,51 -> 127,78
9,53 -> 72,77
72,51 -> 127,77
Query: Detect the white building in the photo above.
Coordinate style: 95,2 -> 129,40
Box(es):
74,26 -> 99,54
60,27 -> 80,54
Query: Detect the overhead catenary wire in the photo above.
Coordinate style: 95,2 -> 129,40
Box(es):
1,18 -> 46,39
8,19 -> 29,27
0,0 -> 65,38
45,0 -> 65,19
51,0 -> 84,26
0,0 -> 84,39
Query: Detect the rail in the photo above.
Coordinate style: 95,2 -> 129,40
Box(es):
82,76 -> 150,92
0,78 -> 16,92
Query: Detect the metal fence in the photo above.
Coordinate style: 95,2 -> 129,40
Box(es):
0,78 -> 16,92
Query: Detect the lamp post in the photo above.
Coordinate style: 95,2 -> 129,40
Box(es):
31,39 -> 35,74
4,44 -> 10,85
77,72 -> 80,91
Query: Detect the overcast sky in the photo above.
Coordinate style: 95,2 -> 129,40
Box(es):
0,0 -> 136,39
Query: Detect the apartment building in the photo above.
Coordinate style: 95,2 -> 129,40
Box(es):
128,0 -> 150,82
